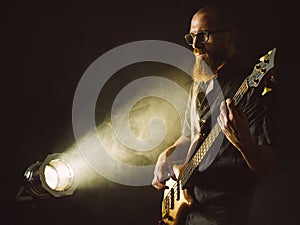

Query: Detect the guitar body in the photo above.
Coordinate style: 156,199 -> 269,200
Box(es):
160,178 -> 192,225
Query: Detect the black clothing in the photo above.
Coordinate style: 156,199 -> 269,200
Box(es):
183,54 -> 273,225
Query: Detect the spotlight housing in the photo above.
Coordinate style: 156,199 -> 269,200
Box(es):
17,153 -> 78,201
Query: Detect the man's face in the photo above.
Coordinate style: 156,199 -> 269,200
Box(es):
189,12 -> 232,73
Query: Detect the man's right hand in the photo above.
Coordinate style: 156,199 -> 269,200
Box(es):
152,147 -> 177,190
152,136 -> 190,190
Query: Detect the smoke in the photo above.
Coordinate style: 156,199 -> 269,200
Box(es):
70,40 -> 194,187
60,70 -> 192,190
61,142 -> 102,190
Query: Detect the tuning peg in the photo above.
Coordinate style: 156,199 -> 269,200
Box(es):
260,52 -> 269,62
260,68 -> 266,73
270,75 -> 277,84
262,86 -> 272,96
261,75 -> 277,96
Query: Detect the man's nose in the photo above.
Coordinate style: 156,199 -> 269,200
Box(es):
192,36 -> 202,49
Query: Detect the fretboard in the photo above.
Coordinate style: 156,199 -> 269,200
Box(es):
179,79 -> 249,187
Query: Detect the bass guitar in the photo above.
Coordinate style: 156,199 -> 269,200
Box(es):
159,48 -> 278,225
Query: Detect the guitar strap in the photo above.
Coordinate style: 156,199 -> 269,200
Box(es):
192,78 -> 231,171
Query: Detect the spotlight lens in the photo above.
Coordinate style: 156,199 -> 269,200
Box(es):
44,159 -> 74,191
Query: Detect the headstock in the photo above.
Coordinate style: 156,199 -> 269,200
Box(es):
247,48 -> 277,90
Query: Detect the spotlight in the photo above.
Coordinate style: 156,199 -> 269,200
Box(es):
16,153 -> 78,202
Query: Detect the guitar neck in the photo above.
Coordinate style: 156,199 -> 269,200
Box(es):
180,79 -> 249,188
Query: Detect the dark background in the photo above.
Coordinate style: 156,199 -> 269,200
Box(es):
3,0 -> 299,225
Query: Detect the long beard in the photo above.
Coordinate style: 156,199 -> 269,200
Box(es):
192,56 -> 216,82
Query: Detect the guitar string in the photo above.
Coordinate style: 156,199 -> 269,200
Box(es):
162,50 -> 275,215
162,80 -> 253,212
163,71 -> 258,209
179,77 -> 251,186
164,48 -> 276,211
163,78 -> 251,205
